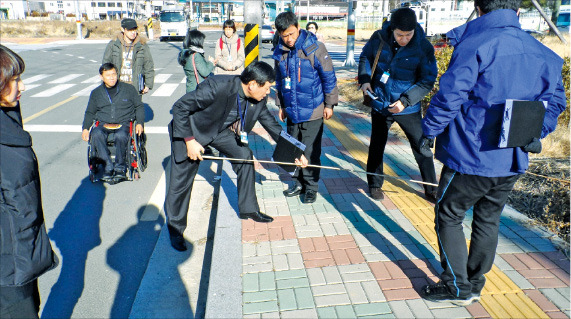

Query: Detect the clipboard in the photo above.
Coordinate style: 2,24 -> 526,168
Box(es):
499,100 -> 546,148
272,131 -> 306,174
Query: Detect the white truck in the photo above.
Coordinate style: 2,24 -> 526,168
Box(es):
396,1 -> 473,37
159,5 -> 188,42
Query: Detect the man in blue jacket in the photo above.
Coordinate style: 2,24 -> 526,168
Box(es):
274,11 -> 338,204
420,0 -> 567,306
358,8 -> 438,202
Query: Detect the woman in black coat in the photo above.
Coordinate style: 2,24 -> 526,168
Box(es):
0,45 -> 58,318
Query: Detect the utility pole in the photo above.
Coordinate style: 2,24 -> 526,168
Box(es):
531,0 -> 567,43
343,0 -> 356,67
75,0 -> 82,40
244,0 -> 263,67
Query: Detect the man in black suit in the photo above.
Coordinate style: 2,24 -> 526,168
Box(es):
165,61 -> 307,251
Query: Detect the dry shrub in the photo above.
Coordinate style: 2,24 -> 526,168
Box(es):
542,33 -> 570,58
0,20 -> 157,39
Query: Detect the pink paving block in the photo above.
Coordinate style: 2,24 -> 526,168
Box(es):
384,261 -> 408,279
516,253 -> 547,270
303,250 -> 334,261
326,235 -> 358,249
466,301 -> 492,318
369,262 -> 392,280
268,228 -> 285,241
242,233 -> 270,243
501,254 -> 530,270
381,198 -> 397,210
550,268 -> 571,285
523,289 -> 560,312
403,267 -> 432,279
268,216 -> 294,227
312,237 -> 330,251
298,238 -> 316,252
331,249 -> 351,265
528,252 -> 560,270
409,277 -> 429,290
527,277 -> 568,289
281,227 -> 297,240
378,278 -> 413,290
345,248 -> 366,264
382,288 -> 420,301
547,311 -> 571,319
398,259 -> 431,270
303,255 -> 335,268
519,269 -> 558,279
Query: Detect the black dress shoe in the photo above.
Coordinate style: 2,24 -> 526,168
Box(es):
169,233 -> 187,251
303,190 -> 317,203
239,211 -> 274,223
283,184 -> 303,197
370,187 -> 384,200
426,191 -> 438,203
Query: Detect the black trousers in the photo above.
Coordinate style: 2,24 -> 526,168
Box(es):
367,111 -> 437,194
287,118 -> 323,192
435,165 -> 520,298
165,129 -> 259,236
91,124 -> 130,173
0,280 -> 40,319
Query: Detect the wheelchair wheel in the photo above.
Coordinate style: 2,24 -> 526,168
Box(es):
136,132 -> 148,172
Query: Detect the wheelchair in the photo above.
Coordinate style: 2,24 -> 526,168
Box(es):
87,120 -> 147,183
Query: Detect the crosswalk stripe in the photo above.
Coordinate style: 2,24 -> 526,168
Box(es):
73,83 -> 100,96
154,74 -> 172,83
180,77 -> 186,84
32,84 -> 76,97
151,83 -> 179,97
49,74 -> 83,84
82,75 -> 101,83
24,84 -> 41,91
90,60 -> 98,63
24,74 -> 52,84
24,124 -> 168,134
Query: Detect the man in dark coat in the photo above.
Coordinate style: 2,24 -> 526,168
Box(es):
82,63 -> 145,182
165,61 -> 307,251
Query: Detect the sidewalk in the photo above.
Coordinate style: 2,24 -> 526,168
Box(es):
204,95 -> 570,318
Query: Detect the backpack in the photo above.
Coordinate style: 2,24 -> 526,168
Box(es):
219,37 -> 241,52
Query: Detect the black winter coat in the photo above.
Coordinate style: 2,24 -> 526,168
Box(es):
0,105 -> 58,287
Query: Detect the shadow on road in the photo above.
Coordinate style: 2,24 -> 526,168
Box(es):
42,177 -> 106,318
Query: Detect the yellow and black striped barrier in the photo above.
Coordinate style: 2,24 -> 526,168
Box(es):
244,24 -> 259,67
148,17 -> 153,28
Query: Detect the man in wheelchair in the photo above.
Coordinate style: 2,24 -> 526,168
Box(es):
81,63 -> 144,182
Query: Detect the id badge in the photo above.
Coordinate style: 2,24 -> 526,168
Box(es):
285,77 -> 291,89
125,60 -> 131,68
228,54 -> 232,62
380,71 -> 390,84
240,131 -> 249,145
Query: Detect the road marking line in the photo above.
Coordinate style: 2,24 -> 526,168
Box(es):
23,124 -> 169,134
23,96 -> 78,123
90,60 -> 97,63
73,83 -> 100,96
180,77 -> 186,83
49,73 -> 82,84
82,75 -> 101,83
154,73 -> 172,83
140,168 -> 167,221
31,84 -> 76,97
24,74 -> 52,84
151,83 -> 179,96
24,84 -> 41,91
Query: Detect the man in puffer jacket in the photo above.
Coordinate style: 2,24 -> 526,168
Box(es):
273,11 -> 338,204
103,18 -> 154,96
419,0 -> 567,306
358,8 -> 438,202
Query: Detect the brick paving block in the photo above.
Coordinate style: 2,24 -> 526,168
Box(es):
244,290 -> 278,303
523,289 -> 560,312
496,244 -> 525,254
353,302 -> 392,316
384,261 -> 408,279
312,283 -> 347,296
244,273 -> 261,292
322,266 -> 344,284
465,301 -> 491,318
369,262 -> 391,281
388,300 -> 414,318
317,305 -> 357,319
243,259 -> 274,273
314,293 -> 352,307
280,308 -> 319,318
277,288 -> 297,311
259,311 -> 280,319
406,299 -> 434,318
316,307 -> 338,319
431,307 -> 472,318
550,267 -> 571,286
547,311 -> 571,318
540,288 -> 571,311
361,280 -> 386,302
502,254 -> 529,270
382,288 -> 420,301
243,314 -> 261,319
259,271 -> 277,291
493,255 -> 515,271
345,282 -> 370,304
512,237 -> 540,253
528,277 -> 567,289
338,264 -> 376,282
520,269 -> 559,279
379,278 -> 413,291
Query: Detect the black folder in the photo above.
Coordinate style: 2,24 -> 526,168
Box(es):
499,100 -> 546,148
272,131 -> 306,174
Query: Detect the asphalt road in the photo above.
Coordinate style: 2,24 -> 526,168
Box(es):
4,32 -> 358,318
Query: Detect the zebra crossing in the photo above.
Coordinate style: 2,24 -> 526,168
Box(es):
22,72 -> 189,98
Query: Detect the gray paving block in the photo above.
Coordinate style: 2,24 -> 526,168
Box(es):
243,300 -> 280,315
277,278 -> 311,289
406,299 -> 434,318
280,308 -> 319,318
540,288 -> 571,311
260,311 -> 280,319
271,239 -> 301,254
285,253 -> 305,270
314,292 -> 352,307
388,300 -> 414,318
362,280 -> 386,302
495,244 -> 524,254
493,255 -> 515,271
259,272 -> 277,291
353,302 -> 392,316
243,290 -> 278,303
317,307 -> 338,318
345,282 -> 369,304
431,307 -> 472,318
503,270 -> 534,289
275,269 -> 307,280
307,268 -> 326,286
277,288 -> 298,311
244,273 -> 260,292
511,237 -> 539,253
322,266 -> 343,284
295,287 -> 316,309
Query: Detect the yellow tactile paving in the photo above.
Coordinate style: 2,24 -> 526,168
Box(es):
325,114 -> 549,318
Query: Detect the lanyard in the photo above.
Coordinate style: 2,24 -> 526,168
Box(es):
124,43 -> 134,60
105,88 -> 113,104
236,94 -> 248,131
225,37 -> 232,56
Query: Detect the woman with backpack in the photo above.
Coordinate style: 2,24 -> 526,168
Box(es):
178,29 -> 215,92
213,20 -> 245,75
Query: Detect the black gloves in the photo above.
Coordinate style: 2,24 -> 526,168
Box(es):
523,137 -> 542,154
419,136 -> 434,158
